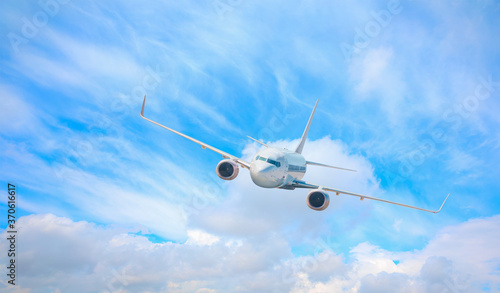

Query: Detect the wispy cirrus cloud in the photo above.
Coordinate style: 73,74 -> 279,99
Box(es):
1,0 -> 500,292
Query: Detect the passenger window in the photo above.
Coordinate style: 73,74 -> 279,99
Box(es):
259,157 -> 267,161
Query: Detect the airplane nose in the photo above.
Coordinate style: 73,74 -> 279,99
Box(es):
251,170 -> 279,188
250,162 -> 281,188
255,164 -> 274,174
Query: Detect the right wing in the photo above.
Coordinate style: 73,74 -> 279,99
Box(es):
289,179 -> 450,213
140,96 -> 251,169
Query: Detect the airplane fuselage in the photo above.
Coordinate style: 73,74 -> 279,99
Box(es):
250,147 -> 307,188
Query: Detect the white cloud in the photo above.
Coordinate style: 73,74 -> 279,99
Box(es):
350,47 -> 395,95
348,47 -> 408,124
1,213 -> 498,292
186,230 -> 220,246
1,1 -> 499,292
7,28 -> 146,102
46,31 -> 142,81
0,85 -> 38,135
446,148 -> 480,173
0,124 -> 224,241
288,216 -> 500,292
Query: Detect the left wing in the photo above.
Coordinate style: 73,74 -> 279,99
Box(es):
247,136 -> 270,148
306,161 -> 356,172
288,179 -> 450,213
140,96 -> 250,169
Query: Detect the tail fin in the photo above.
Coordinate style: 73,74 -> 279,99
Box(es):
295,100 -> 319,154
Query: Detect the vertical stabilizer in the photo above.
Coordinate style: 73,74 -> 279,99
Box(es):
295,100 -> 319,154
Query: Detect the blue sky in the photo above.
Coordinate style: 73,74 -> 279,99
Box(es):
1,0 -> 500,292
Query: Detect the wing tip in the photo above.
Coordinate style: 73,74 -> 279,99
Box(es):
434,193 -> 451,213
140,95 -> 147,118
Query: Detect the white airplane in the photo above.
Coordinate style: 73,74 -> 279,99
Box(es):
141,96 -> 450,213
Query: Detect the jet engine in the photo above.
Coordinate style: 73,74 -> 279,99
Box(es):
216,159 -> 239,180
306,190 -> 330,211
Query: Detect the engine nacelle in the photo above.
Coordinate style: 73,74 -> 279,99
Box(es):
306,190 -> 330,211
216,159 -> 239,180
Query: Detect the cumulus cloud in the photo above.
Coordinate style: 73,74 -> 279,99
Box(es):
1,137 -> 495,292
1,1 -> 499,292
0,214 -> 293,293
1,213 -> 498,292
185,230 -> 220,246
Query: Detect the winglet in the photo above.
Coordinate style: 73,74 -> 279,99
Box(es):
295,100 -> 319,154
433,193 -> 451,213
141,95 -> 147,118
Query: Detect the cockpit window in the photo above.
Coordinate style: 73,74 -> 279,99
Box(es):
267,158 -> 281,168
256,156 -> 280,167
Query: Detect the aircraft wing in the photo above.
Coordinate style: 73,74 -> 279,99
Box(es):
288,179 -> 450,213
140,96 -> 251,169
